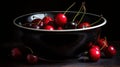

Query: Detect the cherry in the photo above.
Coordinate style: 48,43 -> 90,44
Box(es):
104,45 -> 117,58
97,37 -> 108,50
11,48 -> 22,59
78,22 -> 91,28
77,15 -> 102,28
88,46 -> 101,62
92,45 -> 100,51
42,16 -> 53,25
44,25 -> 54,30
55,2 -> 76,26
26,54 -> 39,64
86,42 -> 93,49
23,19 -> 44,29
32,19 -> 44,26
55,13 -> 67,26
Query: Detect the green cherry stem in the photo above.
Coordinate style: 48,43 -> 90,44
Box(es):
72,2 -> 84,22
77,2 -> 86,25
25,46 -> 34,54
64,2 -> 76,15
100,36 -> 108,50
91,15 -> 103,26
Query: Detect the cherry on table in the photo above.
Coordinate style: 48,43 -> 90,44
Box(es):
97,38 -> 108,47
104,45 -> 117,58
26,54 -> 39,64
11,48 -> 22,59
88,46 -> 101,62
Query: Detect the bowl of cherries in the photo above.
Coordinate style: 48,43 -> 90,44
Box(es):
13,2 -> 108,61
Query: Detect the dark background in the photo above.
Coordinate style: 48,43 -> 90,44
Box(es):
1,0 -> 120,43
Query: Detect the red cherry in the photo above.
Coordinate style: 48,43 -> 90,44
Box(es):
11,48 -> 22,59
89,46 -> 101,62
54,2 -> 75,26
92,45 -> 100,51
78,22 -> 91,28
104,45 -> 117,58
86,42 -> 95,50
55,13 -> 67,26
27,54 -> 39,64
86,42 -> 93,49
87,42 -> 100,51
44,25 -> 54,30
31,19 -> 44,29
97,38 -> 108,50
42,16 -> 53,25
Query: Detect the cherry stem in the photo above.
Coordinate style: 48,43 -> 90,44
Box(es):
72,2 -> 84,22
64,2 -> 76,15
100,43 -> 106,50
77,2 -> 86,25
37,20 -> 42,25
90,15 -> 103,26
100,37 -> 108,50
25,46 -> 34,54
104,36 -> 108,47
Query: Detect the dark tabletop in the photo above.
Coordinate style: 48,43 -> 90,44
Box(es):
0,41 -> 120,67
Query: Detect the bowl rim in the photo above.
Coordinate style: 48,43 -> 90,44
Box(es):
13,11 -> 107,32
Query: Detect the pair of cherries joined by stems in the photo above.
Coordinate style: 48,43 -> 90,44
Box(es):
11,47 -> 39,64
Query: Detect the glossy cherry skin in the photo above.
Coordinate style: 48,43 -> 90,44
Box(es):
11,48 -> 22,59
42,16 -> 53,25
92,45 -> 100,51
88,46 -> 101,62
26,54 -> 39,64
44,25 -> 54,30
55,13 -> 67,26
78,22 -> 91,28
104,45 -> 117,58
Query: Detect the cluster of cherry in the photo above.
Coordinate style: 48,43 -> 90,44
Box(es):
22,2 -> 100,30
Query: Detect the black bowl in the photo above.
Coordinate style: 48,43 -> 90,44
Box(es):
13,11 -> 107,60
